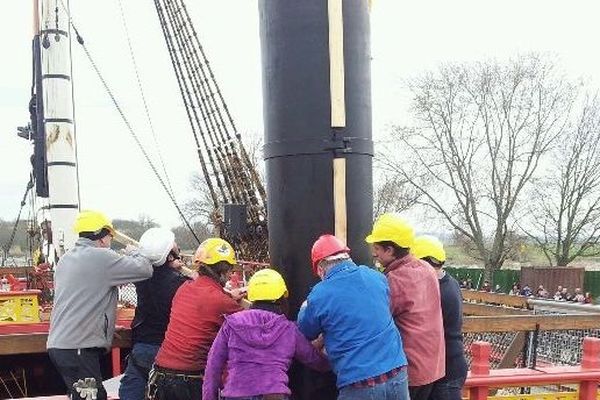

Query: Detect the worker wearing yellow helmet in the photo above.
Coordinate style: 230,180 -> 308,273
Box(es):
73,209 -> 116,243
151,238 -> 245,400
48,210 -> 158,400
411,236 -> 468,400
203,269 -> 330,400
366,213 -> 445,400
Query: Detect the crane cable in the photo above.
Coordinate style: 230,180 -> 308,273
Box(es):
57,0 -> 201,244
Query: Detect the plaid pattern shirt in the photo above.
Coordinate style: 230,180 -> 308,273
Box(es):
351,366 -> 406,388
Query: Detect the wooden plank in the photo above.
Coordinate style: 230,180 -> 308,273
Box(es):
328,0 -> 346,127
0,328 -> 132,355
464,314 -> 600,333
498,332 -> 526,368
462,289 -> 530,308
333,158 -> 347,244
0,332 -> 48,354
463,302 -> 530,316
0,266 -> 34,275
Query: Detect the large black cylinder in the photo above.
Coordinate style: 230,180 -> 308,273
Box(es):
259,1 -> 373,399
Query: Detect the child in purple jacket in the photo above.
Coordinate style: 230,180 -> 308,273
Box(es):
203,269 -> 330,400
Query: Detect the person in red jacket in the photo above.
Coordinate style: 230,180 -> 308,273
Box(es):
366,213 -> 445,400
147,238 -> 245,400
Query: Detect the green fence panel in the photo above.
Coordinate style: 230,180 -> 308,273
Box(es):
492,270 -> 521,293
445,267 -> 519,292
584,271 -> 600,300
445,267 -> 484,289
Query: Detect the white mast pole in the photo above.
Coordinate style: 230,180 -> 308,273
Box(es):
39,0 -> 80,255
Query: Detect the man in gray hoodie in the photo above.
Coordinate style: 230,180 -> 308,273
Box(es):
47,210 -> 157,400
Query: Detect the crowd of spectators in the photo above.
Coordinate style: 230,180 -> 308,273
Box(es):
459,279 -> 595,304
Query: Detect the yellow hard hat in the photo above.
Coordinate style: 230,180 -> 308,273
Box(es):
247,268 -> 288,302
365,213 -> 414,248
73,210 -> 115,235
193,238 -> 236,266
411,235 -> 446,263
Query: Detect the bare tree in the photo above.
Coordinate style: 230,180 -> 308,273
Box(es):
184,172 -> 219,225
173,222 -> 211,252
372,170 -> 420,218
184,134 -> 265,227
386,55 -> 575,279
523,94 -> 600,266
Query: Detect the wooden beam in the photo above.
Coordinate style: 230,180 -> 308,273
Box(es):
0,266 -> 34,275
0,328 -> 132,355
464,314 -> 600,333
328,0 -> 346,127
498,332 -> 526,368
463,302 -> 530,316
462,289 -> 530,308
333,157 -> 347,244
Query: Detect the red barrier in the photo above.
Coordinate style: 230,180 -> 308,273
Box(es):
465,337 -> 600,400
111,347 -> 122,376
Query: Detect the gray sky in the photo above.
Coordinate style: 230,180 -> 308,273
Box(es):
2,0 -> 600,229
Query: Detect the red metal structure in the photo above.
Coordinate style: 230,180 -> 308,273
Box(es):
465,337 -> 600,400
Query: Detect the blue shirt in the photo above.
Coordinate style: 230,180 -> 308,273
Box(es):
297,260 -> 407,388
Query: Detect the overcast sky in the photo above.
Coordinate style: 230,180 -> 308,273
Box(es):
2,0 -> 600,230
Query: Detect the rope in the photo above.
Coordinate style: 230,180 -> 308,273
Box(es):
158,0 -> 262,221
161,0 -> 234,204
3,176 -> 34,255
57,0 -> 201,244
115,0 -> 175,198
153,0 -> 221,211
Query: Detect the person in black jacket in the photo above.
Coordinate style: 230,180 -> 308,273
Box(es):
119,228 -> 190,400
412,236 -> 468,400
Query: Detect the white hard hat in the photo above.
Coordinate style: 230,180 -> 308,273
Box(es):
139,227 -> 175,266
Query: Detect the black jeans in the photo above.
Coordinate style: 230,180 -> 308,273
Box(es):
146,366 -> 203,400
429,375 -> 467,400
409,383 -> 434,400
48,348 -> 108,400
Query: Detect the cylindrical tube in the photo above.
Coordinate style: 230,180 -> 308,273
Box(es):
259,1 -> 372,398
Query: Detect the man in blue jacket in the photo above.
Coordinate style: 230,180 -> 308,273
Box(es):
297,234 -> 409,400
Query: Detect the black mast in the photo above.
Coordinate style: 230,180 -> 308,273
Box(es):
259,1 -> 373,398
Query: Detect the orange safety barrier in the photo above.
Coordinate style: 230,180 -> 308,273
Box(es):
465,337 -> 600,400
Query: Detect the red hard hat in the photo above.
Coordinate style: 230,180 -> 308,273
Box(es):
311,234 -> 350,274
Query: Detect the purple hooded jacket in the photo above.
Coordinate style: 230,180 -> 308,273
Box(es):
202,309 -> 330,400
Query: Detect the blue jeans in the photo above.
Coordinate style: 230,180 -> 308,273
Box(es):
429,375 -> 466,400
119,343 -> 160,400
338,368 -> 409,400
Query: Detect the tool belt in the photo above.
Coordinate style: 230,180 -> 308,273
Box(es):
146,365 -> 204,400
149,365 -> 203,380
